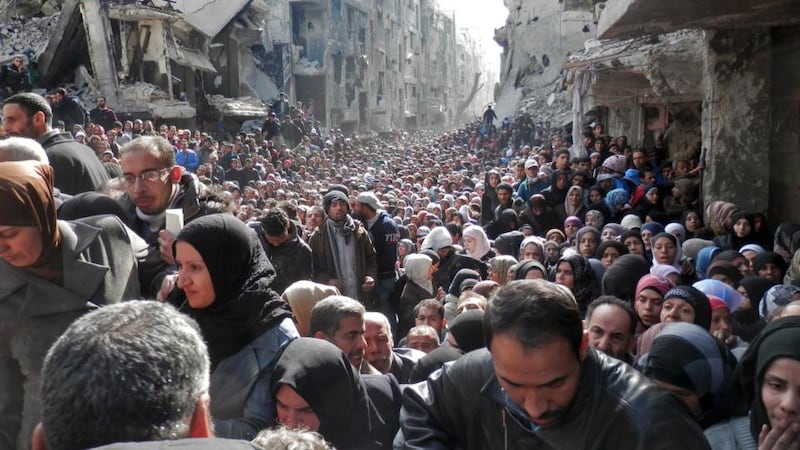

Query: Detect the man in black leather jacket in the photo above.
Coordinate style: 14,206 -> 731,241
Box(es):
395,280 -> 710,450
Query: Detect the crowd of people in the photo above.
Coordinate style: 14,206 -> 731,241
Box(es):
1,89 -> 799,450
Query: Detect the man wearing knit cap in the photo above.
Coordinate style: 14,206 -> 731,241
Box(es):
308,187 -> 377,304
353,191 -> 400,322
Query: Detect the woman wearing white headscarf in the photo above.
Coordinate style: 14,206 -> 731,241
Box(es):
461,225 -> 494,262
398,253 -> 435,339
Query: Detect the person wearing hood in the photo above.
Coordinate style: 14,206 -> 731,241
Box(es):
480,170 -> 501,225
637,322 -> 737,430
488,255 -> 517,285
251,207 -> 312,296
555,185 -> 587,228
519,193 -> 555,236
168,214 -> 298,439
714,212 -> 759,252
408,309 -> 486,383
397,253 -> 435,340
706,316 -> 800,449
542,169 -> 571,208
513,259 -> 548,280
518,235 -> 546,263
575,226 -> 601,259
551,252 -> 600,315
660,286 -> 713,331
281,280 -> 340,337
484,207 -> 518,240
753,251 -> 788,283
442,268 -> 481,322
272,338 -> 399,450
461,225 -> 494,262
0,161 -> 143,449
420,226 -> 487,294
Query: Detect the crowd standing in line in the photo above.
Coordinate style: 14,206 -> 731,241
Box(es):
1,90 -> 800,449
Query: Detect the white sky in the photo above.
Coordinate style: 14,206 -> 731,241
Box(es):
437,0 -> 508,82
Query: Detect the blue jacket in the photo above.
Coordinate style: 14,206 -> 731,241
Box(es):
516,178 -> 549,202
175,149 -> 200,172
367,211 -> 401,276
211,317 -> 298,440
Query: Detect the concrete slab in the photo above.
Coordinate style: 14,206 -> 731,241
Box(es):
166,41 -> 217,73
598,0 -> 800,39
169,0 -> 250,38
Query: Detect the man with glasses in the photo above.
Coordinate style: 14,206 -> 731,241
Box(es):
118,136 -> 223,298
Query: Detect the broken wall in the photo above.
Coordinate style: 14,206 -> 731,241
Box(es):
494,0 -> 595,124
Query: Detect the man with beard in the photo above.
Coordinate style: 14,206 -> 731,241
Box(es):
309,296 -> 369,370
2,93 -> 109,194
308,187 -> 377,304
396,280 -> 708,449
118,135 -> 223,297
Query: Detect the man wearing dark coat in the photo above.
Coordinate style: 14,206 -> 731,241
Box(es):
2,93 -> 109,195
250,207 -> 312,295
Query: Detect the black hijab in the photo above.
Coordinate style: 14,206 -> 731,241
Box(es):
272,338 -> 375,449
731,316 -> 800,441
601,254 -> 650,302
447,309 -> 485,353
550,253 -> 600,314
171,213 -> 292,369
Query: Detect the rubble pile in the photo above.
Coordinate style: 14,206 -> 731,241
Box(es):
0,13 -> 59,61
206,95 -> 268,117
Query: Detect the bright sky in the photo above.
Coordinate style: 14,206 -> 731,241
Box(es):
437,0 -> 508,82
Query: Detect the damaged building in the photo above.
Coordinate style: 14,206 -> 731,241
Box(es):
25,0 -> 492,132
562,0 -> 800,223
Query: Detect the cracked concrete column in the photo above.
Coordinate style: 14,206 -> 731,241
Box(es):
701,28 -> 772,213
80,0 -> 118,103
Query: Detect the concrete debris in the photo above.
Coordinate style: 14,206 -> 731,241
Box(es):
205,95 -> 268,117
0,14 -> 59,61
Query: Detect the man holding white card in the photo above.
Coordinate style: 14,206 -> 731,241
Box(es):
117,136 -> 225,298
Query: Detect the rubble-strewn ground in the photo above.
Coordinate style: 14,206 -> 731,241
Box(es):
0,13 -> 58,62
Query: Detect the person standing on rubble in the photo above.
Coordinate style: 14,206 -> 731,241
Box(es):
89,96 -> 118,131
0,55 -> 32,100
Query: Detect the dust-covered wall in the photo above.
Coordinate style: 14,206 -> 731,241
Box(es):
494,0 -> 595,123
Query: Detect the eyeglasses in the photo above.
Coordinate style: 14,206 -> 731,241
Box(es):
120,169 -> 170,187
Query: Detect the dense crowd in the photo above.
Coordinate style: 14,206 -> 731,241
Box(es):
1,90 -> 799,450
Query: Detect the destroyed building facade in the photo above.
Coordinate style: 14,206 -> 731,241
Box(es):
21,0 -> 492,131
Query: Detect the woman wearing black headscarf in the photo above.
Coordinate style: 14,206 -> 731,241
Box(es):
550,253 -> 600,315
734,276 -> 777,342
601,254 -> 650,302
0,161 -> 142,448
272,337 -> 397,450
170,213 -> 297,439
711,317 -> 800,449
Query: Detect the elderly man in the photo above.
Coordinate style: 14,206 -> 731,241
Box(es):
584,296 -> 637,364
396,280 -> 709,449
308,187 -> 377,304
33,301 -> 259,449
364,312 -> 424,383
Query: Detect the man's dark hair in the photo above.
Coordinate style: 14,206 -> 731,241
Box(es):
413,298 -> 444,319
586,295 -> 637,336
277,200 -> 298,220
484,280 -> 582,356
309,296 -> 365,338
261,207 -> 290,237
445,222 -> 462,239
120,135 -> 176,168
554,149 -> 571,159
40,301 -> 210,450
3,92 -> 53,125
55,87 -> 67,97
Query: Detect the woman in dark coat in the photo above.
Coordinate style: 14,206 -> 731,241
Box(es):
272,337 -> 399,449
170,213 -> 298,440
0,161 -> 141,449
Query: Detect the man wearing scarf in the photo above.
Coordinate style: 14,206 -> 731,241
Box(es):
309,187 -> 377,305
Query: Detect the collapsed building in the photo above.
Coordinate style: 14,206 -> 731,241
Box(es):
25,0 -> 492,132
562,0 -> 800,223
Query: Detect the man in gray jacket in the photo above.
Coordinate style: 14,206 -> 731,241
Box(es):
395,280 -> 710,450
